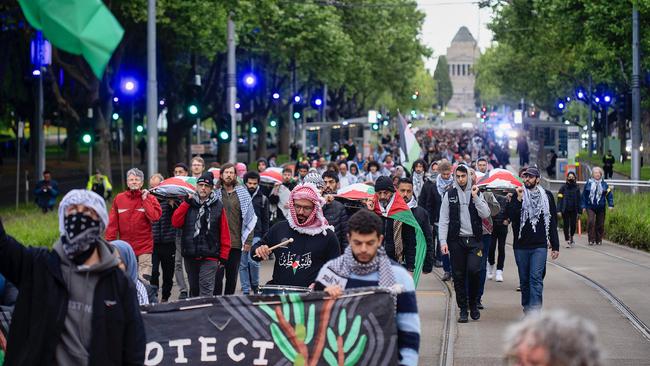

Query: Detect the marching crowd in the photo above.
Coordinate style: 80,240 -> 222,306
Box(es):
0,127 -> 612,366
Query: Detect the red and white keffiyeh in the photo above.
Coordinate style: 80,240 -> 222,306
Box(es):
287,183 -> 334,236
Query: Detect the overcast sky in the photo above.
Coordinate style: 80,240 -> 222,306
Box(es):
417,0 -> 494,73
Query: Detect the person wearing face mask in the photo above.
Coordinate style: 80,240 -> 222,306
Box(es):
240,171 -> 270,295
557,172 -> 581,248
0,189 -> 145,365
320,171 -> 349,251
106,168 -> 162,282
172,172 -> 232,297
253,183 -> 340,288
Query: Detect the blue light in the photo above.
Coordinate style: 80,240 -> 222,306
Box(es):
235,102 -> 241,110
32,69 -> 41,76
243,73 -> 257,87
594,96 -> 600,103
604,95 -> 612,103
294,95 -> 301,103
113,97 -> 119,102
272,92 -> 280,100
120,77 -> 138,95
314,98 -> 323,106
558,102 -> 565,109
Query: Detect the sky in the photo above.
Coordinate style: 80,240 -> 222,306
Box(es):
417,0 -> 494,73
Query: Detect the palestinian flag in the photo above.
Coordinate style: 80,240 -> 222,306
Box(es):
260,167 -> 284,185
476,169 -> 523,190
336,183 -> 375,200
150,176 -> 197,198
373,192 -> 427,287
0,309 -> 10,364
397,111 -> 422,173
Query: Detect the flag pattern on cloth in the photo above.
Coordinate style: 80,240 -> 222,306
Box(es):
336,183 -> 375,200
476,168 -> 523,190
18,0 -> 125,78
150,176 -> 197,198
397,111 -> 422,173
260,167 -> 284,185
0,309 -> 10,362
372,192 -> 427,287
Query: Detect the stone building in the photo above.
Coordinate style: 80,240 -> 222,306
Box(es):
446,26 -> 480,115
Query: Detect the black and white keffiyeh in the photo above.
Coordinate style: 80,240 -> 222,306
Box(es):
412,172 -> 424,199
191,191 -> 219,238
588,178 -> 604,205
436,174 -> 454,197
321,246 -> 396,289
519,185 -> 551,240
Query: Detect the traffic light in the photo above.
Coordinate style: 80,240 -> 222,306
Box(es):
217,115 -> 232,143
250,120 -> 259,134
112,112 -> 119,121
187,103 -> 199,116
371,123 -> 380,131
136,124 -> 145,133
81,132 -> 93,144
412,90 -> 419,100
481,105 -> 487,114
269,116 -> 278,128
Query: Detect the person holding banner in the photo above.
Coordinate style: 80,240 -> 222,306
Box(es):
172,172 -> 232,297
253,183 -> 340,288
315,209 -> 421,366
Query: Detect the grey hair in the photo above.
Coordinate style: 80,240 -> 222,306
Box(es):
126,168 -> 144,181
150,173 -> 164,182
504,310 -> 602,366
591,166 -> 604,178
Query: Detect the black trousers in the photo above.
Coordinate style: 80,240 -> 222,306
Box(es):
603,166 -> 614,179
448,237 -> 482,310
562,210 -> 578,241
151,241 -> 175,301
489,225 -> 508,270
214,248 -> 242,295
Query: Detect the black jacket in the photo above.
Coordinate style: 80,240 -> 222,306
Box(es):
412,206 -> 435,273
493,194 -> 510,225
322,200 -> 349,250
152,198 -> 178,244
509,190 -> 560,251
381,216 -> 419,271
557,183 -> 581,213
417,179 -> 441,226
251,189 -> 270,239
0,232 -> 145,366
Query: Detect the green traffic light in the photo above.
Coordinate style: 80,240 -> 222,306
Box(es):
251,126 -> 258,134
293,112 -> 301,119
269,120 -> 277,127
372,123 -> 379,131
112,113 -> 119,120
82,134 -> 92,144
411,94 -> 417,100
219,131 -> 229,141
188,104 -> 199,115
136,125 -> 144,133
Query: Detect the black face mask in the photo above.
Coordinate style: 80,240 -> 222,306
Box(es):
567,178 -> 576,185
62,212 -> 101,265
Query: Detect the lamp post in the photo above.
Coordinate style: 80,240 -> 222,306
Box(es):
121,77 -> 138,172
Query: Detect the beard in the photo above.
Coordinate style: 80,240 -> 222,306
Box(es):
524,181 -> 536,189
223,177 -> 235,187
297,214 -> 308,224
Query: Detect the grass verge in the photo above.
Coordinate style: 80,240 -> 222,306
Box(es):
577,152 -> 650,180
0,204 -> 60,248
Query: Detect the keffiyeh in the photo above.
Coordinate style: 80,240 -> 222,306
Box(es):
520,185 -> 551,240
287,183 -> 334,236
320,246 -> 396,289
436,174 -> 454,197
191,191 -> 219,238
588,178 -> 604,205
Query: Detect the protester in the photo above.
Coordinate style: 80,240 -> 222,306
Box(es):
111,240 -> 152,305
581,167 -> 614,246
173,162 -> 189,177
241,171 -> 270,295
602,150 -> 615,179
338,160 -> 356,188
214,163 -> 257,295
396,178 -> 435,274
510,167 -> 560,314
438,164 -> 491,322
321,171 -> 350,250
488,193 -> 510,282
269,168 -> 294,224
190,156 -> 205,178
557,171 -> 581,248
546,149 -> 558,177
256,158 -> 268,173
252,183 -> 340,288
172,172 -> 231,297
296,163 -> 310,183
149,173 -> 177,302
34,170 -> 59,213
0,189 -> 145,365
86,169 -> 113,200
172,163 -> 190,299
431,161 -> 454,280
315,209 -> 420,365
476,186 -> 501,309
106,168 -> 162,281
504,310 -> 602,366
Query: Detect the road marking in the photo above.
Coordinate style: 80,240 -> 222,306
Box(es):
416,290 -> 446,296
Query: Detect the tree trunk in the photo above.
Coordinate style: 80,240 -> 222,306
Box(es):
278,116 -> 289,155
256,113 -> 268,158
166,117 -> 189,172
65,121 -> 80,161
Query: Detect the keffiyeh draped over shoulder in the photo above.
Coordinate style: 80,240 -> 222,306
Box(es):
215,185 -> 257,244
520,186 -> 551,241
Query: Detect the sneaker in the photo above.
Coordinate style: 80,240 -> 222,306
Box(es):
597,241 -> 602,245
565,241 -> 572,248
588,242 -> 594,246
178,291 -> 188,300
496,270 -> 504,282
487,264 -> 495,280
441,272 -> 452,281
477,300 -> 484,310
470,306 -> 481,320
434,260 -> 443,268
458,309 -> 469,323
516,287 -> 521,292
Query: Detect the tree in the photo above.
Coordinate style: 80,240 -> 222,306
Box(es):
433,56 -> 453,109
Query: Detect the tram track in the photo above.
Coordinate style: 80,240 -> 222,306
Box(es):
432,269 -> 455,366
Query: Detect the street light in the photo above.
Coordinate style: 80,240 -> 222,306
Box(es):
272,92 -> 280,100
314,98 -> 323,107
120,76 -> 139,169
235,102 -> 241,110
243,73 -> 257,88
293,95 -> 301,103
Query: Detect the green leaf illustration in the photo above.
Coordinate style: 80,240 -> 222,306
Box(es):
344,316 -> 362,352
259,303 -> 278,322
344,334 -> 367,366
295,323 -> 306,342
327,327 -> 338,352
305,304 -> 316,344
338,308 -> 347,335
271,323 -> 297,362
294,354 -> 305,366
281,295 -> 291,322
290,293 -> 304,325
323,348 -> 338,366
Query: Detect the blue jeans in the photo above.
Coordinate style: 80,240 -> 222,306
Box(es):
477,234 -> 492,301
514,248 -> 547,313
239,248 -> 260,295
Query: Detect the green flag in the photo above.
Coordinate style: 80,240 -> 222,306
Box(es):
18,0 -> 125,79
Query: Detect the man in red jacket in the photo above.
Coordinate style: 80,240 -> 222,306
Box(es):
106,168 -> 162,282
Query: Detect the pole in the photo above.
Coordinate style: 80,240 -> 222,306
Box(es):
146,0 -> 158,177
632,5 -> 641,189
322,83 -> 327,122
604,106 -> 609,152
37,66 -> 45,176
587,74 -> 594,157
248,102 -> 254,165
16,121 -> 23,210
226,15 -> 237,163
119,120 -> 124,187
130,101 -> 135,167
88,144 -> 93,178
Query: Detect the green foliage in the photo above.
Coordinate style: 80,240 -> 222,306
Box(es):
434,56 -> 453,107
599,192 -> 650,251
1,204 -> 60,248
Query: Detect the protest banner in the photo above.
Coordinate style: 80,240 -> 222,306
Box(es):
141,288 -> 398,366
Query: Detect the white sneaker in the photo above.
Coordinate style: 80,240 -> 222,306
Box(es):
487,264 -> 495,280
495,270 -> 504,282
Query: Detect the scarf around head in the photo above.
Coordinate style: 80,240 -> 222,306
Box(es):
320,245 -> 396,289
436,173 -> 454,197
287,183 -> 334,236
520,185 -> 551,240
588,178 -> 604,205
